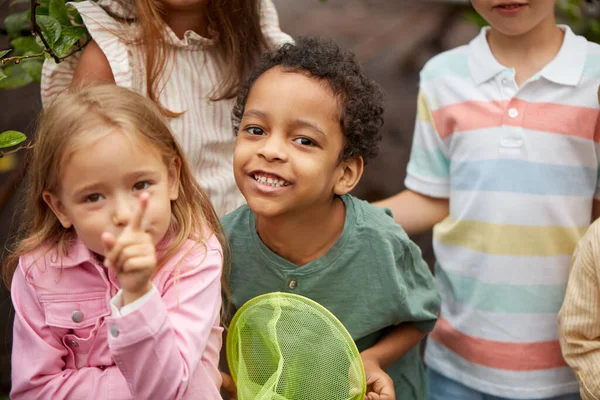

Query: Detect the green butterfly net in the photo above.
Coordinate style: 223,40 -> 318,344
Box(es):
227,292 -> 367,400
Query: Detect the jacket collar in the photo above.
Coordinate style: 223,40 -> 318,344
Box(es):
47,238 -> 99,269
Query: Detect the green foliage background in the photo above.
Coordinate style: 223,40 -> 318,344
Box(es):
0,0 -> 87,151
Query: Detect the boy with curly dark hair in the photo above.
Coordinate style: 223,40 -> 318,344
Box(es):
221,37 -> 441,400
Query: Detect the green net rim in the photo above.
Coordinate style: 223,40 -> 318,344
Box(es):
226,291 -> 367,397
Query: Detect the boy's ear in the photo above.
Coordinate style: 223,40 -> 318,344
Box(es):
333,156 -> 364,196
42,191 -> 73,228
168,156 -> 182,201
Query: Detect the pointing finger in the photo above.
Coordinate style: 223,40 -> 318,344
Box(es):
129,192 -> 149,232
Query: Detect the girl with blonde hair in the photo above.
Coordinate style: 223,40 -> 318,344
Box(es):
5,84 -> 228,399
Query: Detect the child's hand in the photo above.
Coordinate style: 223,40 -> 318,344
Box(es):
220,371 -> 237,399
102,193 -> 156,305
361,357 -> 395,400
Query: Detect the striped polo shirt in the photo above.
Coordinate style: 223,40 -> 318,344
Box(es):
406,26 -> 600,398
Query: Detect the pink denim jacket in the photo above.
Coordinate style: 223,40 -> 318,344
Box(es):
10,234 -> 224,399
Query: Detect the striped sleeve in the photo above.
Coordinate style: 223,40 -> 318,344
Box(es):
558,220 -> 600,400
595,119 -> 600,200
587,43 -> 600,200
259,0 -> 293,48
404,89 -> 450,198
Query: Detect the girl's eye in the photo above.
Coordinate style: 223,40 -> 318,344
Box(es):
133,181 -> 151,191
246,127 -> 265,136
294,137 -> 315,146
84,193 -> 104,203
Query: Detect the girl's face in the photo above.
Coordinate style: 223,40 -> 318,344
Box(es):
44,130 -> 181,256
470,0 -> 557,37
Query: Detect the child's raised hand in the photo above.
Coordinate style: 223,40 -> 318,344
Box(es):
102,192 -> 156,305
361,358 -> 395,400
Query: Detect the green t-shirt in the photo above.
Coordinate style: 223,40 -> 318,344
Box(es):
222,194 -> 441,400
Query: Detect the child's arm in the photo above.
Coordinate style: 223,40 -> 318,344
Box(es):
72,40 -> 115,87
360,324 -> 426,400
558,221 -> 600,400
105,242 -> 223,399
102,196 -> 223,398
361,324 -> 425,370
10,264 -> 131,399
360,228 -> 441,399
374,88 -> 450,235
374,190 -> 448,236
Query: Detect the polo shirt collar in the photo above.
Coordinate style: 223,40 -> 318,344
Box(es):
469,27 -> 506,86
468,25 -> 587,87
539,25 -> 587,86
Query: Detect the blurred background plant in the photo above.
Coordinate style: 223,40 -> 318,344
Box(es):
557,0 -> 600,42
0,0 -> 87,152
0,0 -> 86,90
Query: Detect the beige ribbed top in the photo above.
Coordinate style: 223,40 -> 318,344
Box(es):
559,218 -> 600,400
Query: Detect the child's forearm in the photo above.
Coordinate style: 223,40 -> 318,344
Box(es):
360,323 -> 426,370
374,190 -> 449,236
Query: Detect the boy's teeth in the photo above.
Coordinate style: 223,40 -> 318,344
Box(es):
253,173 -> 289,187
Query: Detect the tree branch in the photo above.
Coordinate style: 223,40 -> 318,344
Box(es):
0,143 -> 34,158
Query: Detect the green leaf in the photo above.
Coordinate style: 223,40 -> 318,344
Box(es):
68,8 -> 84,25
0,131 -> 27,149
49,0 -> 71,26
30,5 -> 49,19
4,11 -> 30,39
52,26 -> 85,57
0,70 -> 7,82
0,50 -> 11,59
21,60 -> 43,83
11,36 -> 44,54
0,64 -> 33,89
35,35 -> 45,48
37,15 -> 61,45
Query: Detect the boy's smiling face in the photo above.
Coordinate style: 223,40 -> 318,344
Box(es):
234,66 -> 356,218
471,1 -> 556,36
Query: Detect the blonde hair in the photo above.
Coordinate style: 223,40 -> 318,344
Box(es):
2,85 -> 230,300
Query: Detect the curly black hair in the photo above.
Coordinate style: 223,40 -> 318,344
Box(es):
232,36 -> 384,163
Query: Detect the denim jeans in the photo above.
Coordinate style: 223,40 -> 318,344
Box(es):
427,369 -> 581,400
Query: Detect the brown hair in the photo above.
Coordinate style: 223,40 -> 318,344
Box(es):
2,85 -> 230,302
131,0 -> 269,117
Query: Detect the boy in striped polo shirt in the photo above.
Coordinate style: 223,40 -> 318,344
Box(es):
377,0 -> 600,398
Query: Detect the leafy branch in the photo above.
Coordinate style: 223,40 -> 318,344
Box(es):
0,0 -> 90,155
0,0 -> 89,90
0,131 -> 30,158
0,143 -> 34,158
